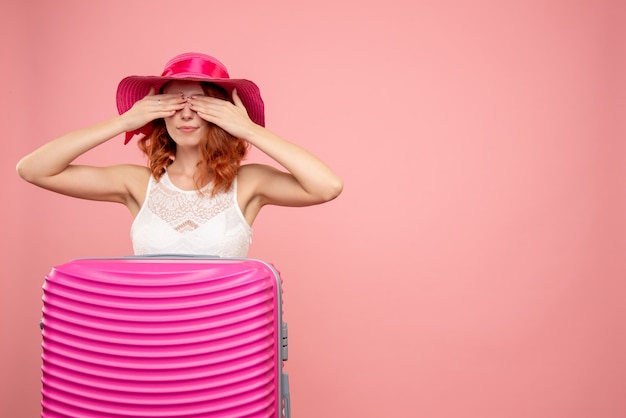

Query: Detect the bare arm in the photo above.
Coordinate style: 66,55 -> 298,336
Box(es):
189,90 -> 343,209
17,117 -> 138,203
238,126 -> 344,206
16,90 -> 186,208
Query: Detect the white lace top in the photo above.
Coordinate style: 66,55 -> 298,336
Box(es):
131,172 -> 252,257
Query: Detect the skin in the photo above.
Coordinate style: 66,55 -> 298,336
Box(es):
16,80 -> 343,227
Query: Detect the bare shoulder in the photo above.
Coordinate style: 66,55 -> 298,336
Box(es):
237,163 -> 283,193
112,164 -> 151,213
236,164 -> 279,224
108,164 -> 150,187
115,163 -> 151,178
237,164 -> 268,195
238,163 -> 283,182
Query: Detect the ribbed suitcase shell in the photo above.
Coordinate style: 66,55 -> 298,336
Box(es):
41,257 -> 288,417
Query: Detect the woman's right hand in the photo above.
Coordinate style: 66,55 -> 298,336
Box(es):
15,88 -> 186,203
119,88 -> 187,132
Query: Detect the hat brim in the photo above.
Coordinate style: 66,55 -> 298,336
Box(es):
116,75 -> 265,144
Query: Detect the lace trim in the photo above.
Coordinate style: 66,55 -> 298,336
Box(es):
147,176 -> 232,234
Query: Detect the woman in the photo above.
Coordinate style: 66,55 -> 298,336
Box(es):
16,52 -> 343,257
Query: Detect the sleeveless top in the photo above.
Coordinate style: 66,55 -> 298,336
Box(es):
131,172 -> 253,257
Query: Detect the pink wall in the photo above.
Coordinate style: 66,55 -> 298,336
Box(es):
3,1 -> 625,417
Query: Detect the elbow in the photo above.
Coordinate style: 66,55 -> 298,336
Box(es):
319,176 -> 344,203
16,158 -> 31,182
16,156 -> 39,184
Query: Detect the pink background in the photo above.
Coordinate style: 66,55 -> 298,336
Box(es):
2,1 -> 625,417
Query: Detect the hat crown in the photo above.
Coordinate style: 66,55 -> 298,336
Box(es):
161,53 -> 230,79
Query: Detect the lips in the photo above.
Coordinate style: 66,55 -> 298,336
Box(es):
178,126 -> 198,133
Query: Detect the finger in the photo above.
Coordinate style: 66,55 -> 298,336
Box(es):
189,95 -> 222,105
144,87 -> 156,98
155,92 -> 186,102
232,88 -> 245,108
153,93 -> 186,109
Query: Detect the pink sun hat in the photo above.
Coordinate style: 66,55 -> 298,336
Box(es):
116,52 -> 265,144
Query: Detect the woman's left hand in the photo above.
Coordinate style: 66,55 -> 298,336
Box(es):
188,89 -> 256,139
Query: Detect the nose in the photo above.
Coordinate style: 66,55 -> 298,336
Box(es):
180,101 -> 194,120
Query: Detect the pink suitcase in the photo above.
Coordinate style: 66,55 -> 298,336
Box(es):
40,256 -> 290,417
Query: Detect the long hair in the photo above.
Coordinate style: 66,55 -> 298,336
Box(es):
137,82 -> 249,196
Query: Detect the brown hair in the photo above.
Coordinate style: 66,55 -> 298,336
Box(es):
137,82 -> 249,196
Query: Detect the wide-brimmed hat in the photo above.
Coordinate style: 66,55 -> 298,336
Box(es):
116,52 -> 265,144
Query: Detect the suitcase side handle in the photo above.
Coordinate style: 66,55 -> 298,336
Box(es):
281,323 -> 289,361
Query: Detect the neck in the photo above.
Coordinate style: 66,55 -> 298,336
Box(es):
169,148 -> 201,175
